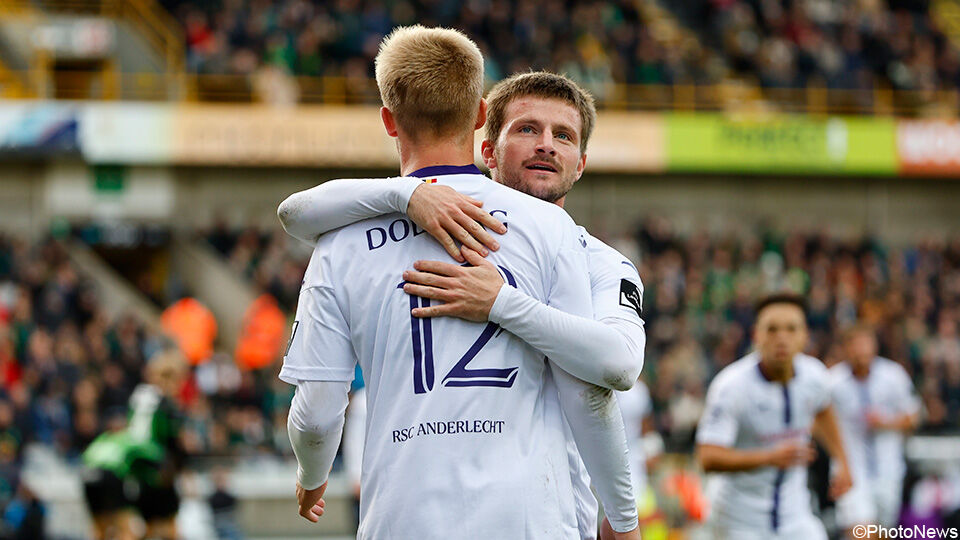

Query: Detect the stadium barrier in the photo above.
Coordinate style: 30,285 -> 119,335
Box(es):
7,69 -> 960,117
0,101 -> 955,176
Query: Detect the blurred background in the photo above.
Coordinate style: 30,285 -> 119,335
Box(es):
1,0 -> 960,538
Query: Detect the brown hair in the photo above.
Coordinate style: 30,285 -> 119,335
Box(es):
842,322 -> 877,344
754,292 -> 808,320
375,25 -> 484,140
484,71 -> 597,153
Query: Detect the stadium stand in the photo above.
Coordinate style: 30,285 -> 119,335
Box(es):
4,0 -> 960,537
0,234 -> 294,471
147,0 -> 960,112
667,0 -> 953,91
203,220 -> 309,313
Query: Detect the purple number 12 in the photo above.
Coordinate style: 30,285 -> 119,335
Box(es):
401,265 -> 519,394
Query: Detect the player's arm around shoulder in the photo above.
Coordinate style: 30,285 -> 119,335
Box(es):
277,176 -> 421,245
544,211 -> 639,537
277,176 -> 506,261
586,236 -> 646,386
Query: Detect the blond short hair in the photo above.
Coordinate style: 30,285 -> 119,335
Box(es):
375,25 -> 484,140
485,72 -> 597,154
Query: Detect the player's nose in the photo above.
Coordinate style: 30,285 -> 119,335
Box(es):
535,131 -> 556,155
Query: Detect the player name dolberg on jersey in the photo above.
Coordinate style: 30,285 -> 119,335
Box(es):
366,210 -> 509,251
393,419 -> 507,443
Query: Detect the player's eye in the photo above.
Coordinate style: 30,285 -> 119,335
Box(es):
556,132 -> 572,141
519,125 -> 535,134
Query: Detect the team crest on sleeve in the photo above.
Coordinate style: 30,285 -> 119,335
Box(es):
619,279 -> 642,318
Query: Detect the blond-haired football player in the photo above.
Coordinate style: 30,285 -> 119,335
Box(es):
281,27 -> 640,540
832,324 -> 919,532
279,70 -> 646,540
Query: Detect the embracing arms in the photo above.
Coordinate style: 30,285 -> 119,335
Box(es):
278,178 -> 644,390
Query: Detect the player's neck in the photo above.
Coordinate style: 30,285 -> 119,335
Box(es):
397,135 -> 476,177
758,357 -> 794,384
852,363 -> 871,380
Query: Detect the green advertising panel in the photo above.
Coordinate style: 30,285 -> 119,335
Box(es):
666,113 -> 896,175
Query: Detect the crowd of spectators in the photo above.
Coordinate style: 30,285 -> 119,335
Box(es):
688,0 -> 957,91
204,220 -> 308,312
0,234 -> 295,518
164,0 -> 719,100
164,0 -> 960,101
633,216 -> 960,451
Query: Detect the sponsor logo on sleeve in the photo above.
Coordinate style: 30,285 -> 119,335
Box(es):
619,279 -> 643,318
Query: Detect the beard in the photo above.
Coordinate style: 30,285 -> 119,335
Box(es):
495,148 -> 577,203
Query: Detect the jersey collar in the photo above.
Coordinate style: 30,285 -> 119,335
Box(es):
756,357 -> 795,384
408,164 -> 483,178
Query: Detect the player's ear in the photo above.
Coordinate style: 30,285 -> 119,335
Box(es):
481,139 -> 497,170
381,107 -> 398,138
574,152 -> 587,182
474,99 -> 487,131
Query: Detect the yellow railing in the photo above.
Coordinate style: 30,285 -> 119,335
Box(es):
8,0 -> 185,97
16,68 -> 960,117
0,60 -> 29,98
933,0 -> 960,53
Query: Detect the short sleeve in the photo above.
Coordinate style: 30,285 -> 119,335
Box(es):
279,285 -> 358,384
696,378 -> 739,447
894,366 -> 921,416
590,245 -> 644,324
811,363 -> 833,413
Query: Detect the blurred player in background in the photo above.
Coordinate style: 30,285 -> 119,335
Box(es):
614,378 -> 668,540
831,324 -> 920,534
695,293 -> 852,540
279,71 -> 646,540
280,27 -> 640,539
81,349 -> 187,540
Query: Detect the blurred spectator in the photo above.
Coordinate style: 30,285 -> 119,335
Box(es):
161,297 -> 218,366
0,483 -> 44,540
699,0 -> 958,91
161,0 -> 960,107
208,467 -> 243,540
203,224 -> 309,312
0,234 -> 291,464
163,0 -> 719,97
234,294 -> 286,371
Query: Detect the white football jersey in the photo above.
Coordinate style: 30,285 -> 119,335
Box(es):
696,352 -> 831,532
280,165 -> 593,540
566,231 -> 645,538
830,357 -> 919,484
